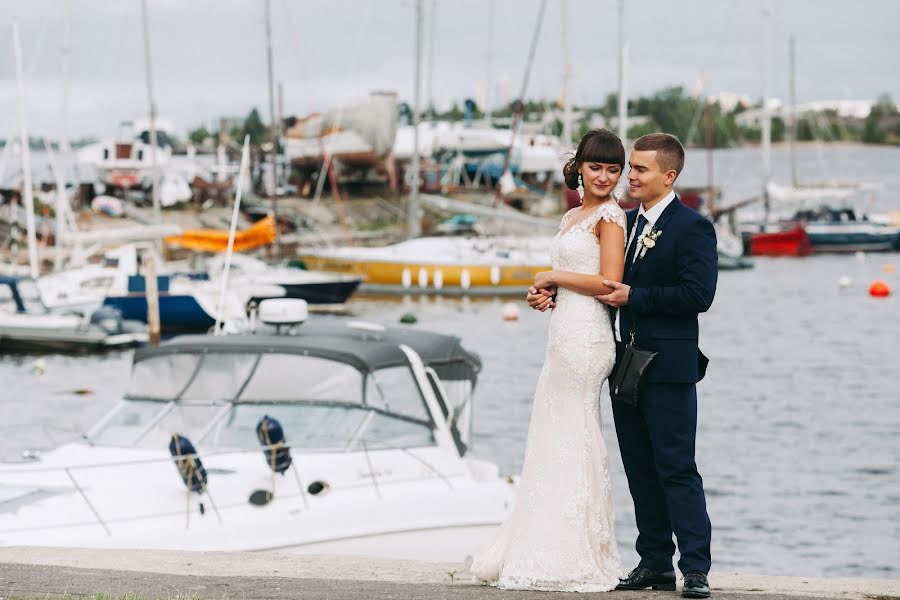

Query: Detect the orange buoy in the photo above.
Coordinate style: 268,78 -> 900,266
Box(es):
869,280 -> 891,298
882,264 -> 896,274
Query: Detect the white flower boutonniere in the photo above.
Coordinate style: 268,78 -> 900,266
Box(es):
638,228 -> 662,259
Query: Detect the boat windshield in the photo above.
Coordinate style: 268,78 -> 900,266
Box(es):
89,399 -> 224,448
201,402 -> 434,452
105,350 -> 436,451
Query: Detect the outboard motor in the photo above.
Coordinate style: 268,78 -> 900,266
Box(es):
256,415 -> 292,474
169,433 -> 207,492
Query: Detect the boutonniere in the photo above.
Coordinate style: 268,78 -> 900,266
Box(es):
638,227 -> 662,259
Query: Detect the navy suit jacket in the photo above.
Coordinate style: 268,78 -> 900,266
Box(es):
617,197 -> 718,384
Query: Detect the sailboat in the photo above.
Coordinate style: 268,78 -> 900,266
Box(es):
738,2 -> 815,258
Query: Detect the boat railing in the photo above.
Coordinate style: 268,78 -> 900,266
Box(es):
0,440 -> 455,537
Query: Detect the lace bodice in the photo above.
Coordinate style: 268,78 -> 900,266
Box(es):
552,200 -> 627,273
470,200 -> 627,592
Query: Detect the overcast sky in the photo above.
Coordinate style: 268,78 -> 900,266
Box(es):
2,0 -> 898,139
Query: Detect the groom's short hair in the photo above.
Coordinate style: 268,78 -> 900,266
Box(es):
633,133 -> 685,177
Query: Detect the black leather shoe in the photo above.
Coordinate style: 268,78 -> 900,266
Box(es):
682,571 -> 710,598
615,566 -> 676,591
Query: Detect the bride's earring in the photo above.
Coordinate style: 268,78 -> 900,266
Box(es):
577,173 -> 584,201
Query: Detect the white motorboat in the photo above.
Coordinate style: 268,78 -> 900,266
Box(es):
203,254 -> 363,306
0,275 -> 147,353
0,301 -> 513,559
36,245 -> 258,334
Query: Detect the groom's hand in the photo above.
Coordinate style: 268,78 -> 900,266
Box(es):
527,286 -> 556,312
596,280 -> 630,307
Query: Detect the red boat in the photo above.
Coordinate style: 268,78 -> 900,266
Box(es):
747,223 -> 813,257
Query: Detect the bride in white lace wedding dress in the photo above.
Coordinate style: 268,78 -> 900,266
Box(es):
470,130 -> 627,593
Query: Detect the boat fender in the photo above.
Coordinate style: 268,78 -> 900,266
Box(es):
257,415 -> 292,474
168,433 -> 207,493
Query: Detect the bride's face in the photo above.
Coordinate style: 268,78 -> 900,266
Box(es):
579,162 -> 622,200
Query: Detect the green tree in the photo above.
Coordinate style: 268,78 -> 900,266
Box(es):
862,94 -> 897,144
243,108 -> 269,145
188,125 -> 212,146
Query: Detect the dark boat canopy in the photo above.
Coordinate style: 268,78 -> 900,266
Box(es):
134,320 -> 482,384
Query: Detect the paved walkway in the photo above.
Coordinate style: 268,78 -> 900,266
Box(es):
1,547 -> 898,600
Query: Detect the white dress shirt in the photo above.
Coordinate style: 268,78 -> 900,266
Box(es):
614,190 -> 676,342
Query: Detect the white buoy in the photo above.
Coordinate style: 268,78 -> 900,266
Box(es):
855,250 -> 866,262
490,266 -> 501,285
460,269 -> 471,290
501,302 -> 520,321
838,276 -> 852,288
433,269 -> 444,290
417,268 -> 429,288
401,268 -> 412,289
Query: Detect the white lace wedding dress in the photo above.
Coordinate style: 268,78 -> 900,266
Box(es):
470,200 -> 626,592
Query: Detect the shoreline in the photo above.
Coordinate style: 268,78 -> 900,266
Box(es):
1,547 -> 898,600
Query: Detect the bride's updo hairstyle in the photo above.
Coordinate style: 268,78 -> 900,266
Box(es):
562,129 -> 626,190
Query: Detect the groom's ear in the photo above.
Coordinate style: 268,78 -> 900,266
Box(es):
664,169 -> 678,186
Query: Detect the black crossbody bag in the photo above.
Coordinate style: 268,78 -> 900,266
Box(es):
610,327 -> 657,407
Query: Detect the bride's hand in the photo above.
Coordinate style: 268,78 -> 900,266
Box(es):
534,270 -> 556,290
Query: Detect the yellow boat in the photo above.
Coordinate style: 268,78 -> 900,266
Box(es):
298,236 -> 551,295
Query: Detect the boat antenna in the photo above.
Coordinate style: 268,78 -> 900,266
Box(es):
213,135 -> 251,336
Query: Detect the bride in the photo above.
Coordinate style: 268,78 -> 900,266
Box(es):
470,129 -> 627,592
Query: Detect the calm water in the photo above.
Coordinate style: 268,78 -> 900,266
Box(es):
2,145 -> 899,578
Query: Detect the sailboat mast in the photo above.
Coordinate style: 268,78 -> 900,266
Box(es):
408,0 -> 423,239
788,34 -> 797,188
616,0 -> 627,147
427,0 -> 437,119
56,0 -> 72,270
12,19 -> 39,279
265,0 -> 280,251
140,0 -> 161,225
560,0 -> 573,149
485,0 -> 494,128
760,0 -> 772,220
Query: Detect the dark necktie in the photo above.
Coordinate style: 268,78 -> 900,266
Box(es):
624,214 -> 648,271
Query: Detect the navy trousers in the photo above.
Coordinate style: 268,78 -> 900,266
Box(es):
611,379 -> 712,574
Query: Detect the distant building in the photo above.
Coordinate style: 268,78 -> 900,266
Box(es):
734,99 -> 888,127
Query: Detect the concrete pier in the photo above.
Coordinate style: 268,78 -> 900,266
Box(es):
1,547 -> 898,599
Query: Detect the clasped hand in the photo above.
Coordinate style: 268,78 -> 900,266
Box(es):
527,270 -> 556,312
595,280 -> 630,308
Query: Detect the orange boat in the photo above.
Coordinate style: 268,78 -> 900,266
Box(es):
164,215 -> 276,253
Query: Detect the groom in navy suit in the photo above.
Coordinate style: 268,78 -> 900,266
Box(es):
597,133 -> 718,598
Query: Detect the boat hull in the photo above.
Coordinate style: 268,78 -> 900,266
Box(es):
0,328 -> 147,353
745,224 -> 814,257
805,227 -> 900,253
262,280 -> 362,305
299,256 -> 548,295
103,294 -> 217,334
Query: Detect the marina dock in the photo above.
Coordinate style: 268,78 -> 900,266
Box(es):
2,547 -> 899,599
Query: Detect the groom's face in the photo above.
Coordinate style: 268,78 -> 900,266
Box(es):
628,150 -> 671,204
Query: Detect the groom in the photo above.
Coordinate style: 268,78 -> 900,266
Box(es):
597,133 -> 717,598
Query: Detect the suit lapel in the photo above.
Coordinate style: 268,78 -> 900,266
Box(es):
626,197 -> 682,282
